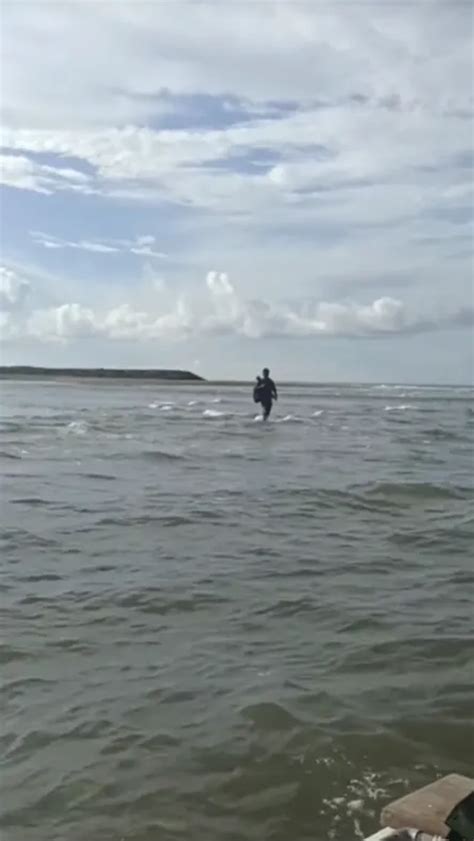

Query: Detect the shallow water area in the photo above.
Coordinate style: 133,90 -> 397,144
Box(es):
1,381 -> 473,841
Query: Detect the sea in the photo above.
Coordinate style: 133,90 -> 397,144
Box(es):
1,380 -> 473,841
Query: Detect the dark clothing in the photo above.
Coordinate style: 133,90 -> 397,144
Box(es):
257,377 -> 277,404
255,377 -> 277,420
261,399 -> 273,420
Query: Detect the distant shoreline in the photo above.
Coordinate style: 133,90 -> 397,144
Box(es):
0,368 -> 471,388
0,366 -> 204,382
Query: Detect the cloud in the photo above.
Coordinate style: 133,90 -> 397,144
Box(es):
0,266 -> 30,310
27,303 -> 99,341
75,241 -> 120,254
0,2 -> 472,382
2,93 -> 471,235
1,2 -> 472,278
2,2 -> 472,128
199,276 -> 416,339
129,246 -> 166,257
30,231 -> 167,258
2,269 -> 471,345
135,235 -> 155,247
0,153 -> 95,195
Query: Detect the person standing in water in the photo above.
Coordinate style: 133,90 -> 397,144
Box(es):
255,368 -> 278,420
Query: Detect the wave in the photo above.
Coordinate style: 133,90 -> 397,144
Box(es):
240,701 -> 301,731
147,401 -> 176,410
10,496 -> 50,507
65,420 -> 89,435
0,644 -> 32,664
384,404 -> 418,412
270,481 -> 473,517
0,449 -> 23,460
374,383 -> 421,391
419,427 -> 472,443
116,588 -> 230,614
20,572 -> 63,582
203,409 -> 226,418
80,472 -> 117,481
374,384 -> 470,392
140,449 -> 187,462
390,522 -> 474,549
355,480 -> 472,503
97,513 -> 194,528
256,596 -> 317,617
252,413 -> 304,424
0,421 -> 26,433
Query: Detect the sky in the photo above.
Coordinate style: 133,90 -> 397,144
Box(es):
1,0 -> 473,382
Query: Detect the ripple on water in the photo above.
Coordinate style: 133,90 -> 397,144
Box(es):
1,380 -> 473,841
240,701 -> 302,732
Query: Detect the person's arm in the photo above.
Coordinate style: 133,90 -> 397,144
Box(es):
272,380 -> 278,400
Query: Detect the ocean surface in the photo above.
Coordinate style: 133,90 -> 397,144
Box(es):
1,380 -> 473,841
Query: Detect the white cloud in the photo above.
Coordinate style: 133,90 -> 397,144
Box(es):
0,153 -> 95,194
0,311 -> 21,342
27,303 -> 99,342
0,267 -> 30,310
130,246 -> 167,258
2,270 -> 472,345
41,240 -> 65,250
0,2 -> 471,222
0,2 -> 472,381
2,2 -> 472,128
1,92 -> 470,234
135,235 -> 155,247
30,231 -> 167,258
76,241 -> 120,254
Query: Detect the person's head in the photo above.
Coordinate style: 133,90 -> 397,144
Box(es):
262,368 -> 270,379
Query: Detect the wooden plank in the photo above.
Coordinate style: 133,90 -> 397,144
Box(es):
381,774 -> 474,837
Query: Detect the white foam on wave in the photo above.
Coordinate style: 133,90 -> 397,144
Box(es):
321,766 -> 401,841
312,410 -> 324,417
66,420 -> 88,435
212,397 -> 222,403
252,413 -> 303,424
377,384 -> 448,392
203,408 -> 226,418
149,401 -> 176,410
384,404 -> 417,411
275,414 -> 303,423
374,384 -> 413,390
